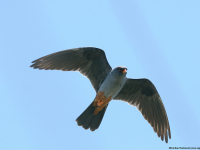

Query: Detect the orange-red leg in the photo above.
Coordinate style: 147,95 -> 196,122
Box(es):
97,100 -> 104,106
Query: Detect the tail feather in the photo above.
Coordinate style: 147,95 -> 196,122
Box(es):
76,101 -> 108,131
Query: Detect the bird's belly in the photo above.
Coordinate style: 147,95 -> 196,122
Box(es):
93,91 -> 112,115
103,83 -> 123,98
98,77 -> 126,99
93,75 -> 127,115
93,81 -> 124,115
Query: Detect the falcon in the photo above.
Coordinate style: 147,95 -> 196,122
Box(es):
30,47 -> 171,143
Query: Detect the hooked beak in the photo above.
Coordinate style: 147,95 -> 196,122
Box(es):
123,69 -> 127,74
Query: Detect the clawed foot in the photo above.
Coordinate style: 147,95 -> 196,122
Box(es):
97,100 -> 104,106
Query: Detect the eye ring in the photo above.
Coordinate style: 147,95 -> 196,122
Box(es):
119,68 -> 123,71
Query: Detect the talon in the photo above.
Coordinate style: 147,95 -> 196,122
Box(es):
97,100 -> 104,106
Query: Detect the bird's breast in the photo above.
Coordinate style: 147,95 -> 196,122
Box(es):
98,74 -> 127,99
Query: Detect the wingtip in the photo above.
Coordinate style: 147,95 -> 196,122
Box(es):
30,64 -> 34,68
168,128 -> 171,139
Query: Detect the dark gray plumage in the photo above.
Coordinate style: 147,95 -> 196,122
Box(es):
31,47 -> 112,92
114,79 -> 171,143
30,47 -> 171,143
76,101 -> 108,131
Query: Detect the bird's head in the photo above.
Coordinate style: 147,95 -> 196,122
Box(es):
112,66 -> 127,76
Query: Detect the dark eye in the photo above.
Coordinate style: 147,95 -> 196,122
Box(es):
119,68 -> 122,71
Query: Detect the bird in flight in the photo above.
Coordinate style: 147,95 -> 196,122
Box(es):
30,47 -> 171,143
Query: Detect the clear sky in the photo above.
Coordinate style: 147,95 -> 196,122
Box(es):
1,0 -> 200,150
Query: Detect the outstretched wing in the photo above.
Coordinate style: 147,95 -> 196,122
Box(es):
114,78 -> 171,143
30,47 -> 112,92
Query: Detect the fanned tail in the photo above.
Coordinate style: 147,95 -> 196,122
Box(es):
76,101 -> 108,131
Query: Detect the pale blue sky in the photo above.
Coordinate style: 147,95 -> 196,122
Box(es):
1,1 -> 200,150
